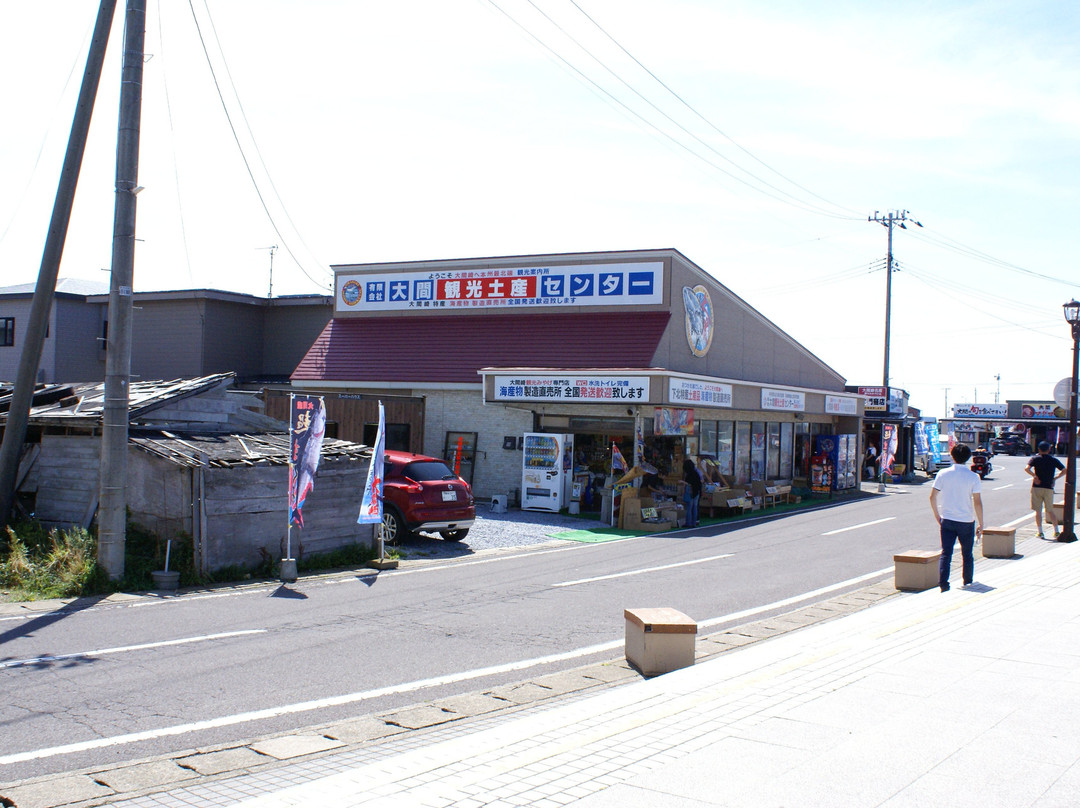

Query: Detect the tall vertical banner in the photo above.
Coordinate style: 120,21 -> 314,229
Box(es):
358,401 -> 386,525
288,394 -> 326,527
881,423 -> 898,476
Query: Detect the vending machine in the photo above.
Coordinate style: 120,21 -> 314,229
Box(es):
522,433 -> 574,511
813,434 -> 858,491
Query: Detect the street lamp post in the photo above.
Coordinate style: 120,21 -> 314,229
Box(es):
1061,300 -> 1080,543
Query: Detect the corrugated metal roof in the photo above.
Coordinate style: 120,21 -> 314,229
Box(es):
291,311 -> 671,384
128,430 -> 371,468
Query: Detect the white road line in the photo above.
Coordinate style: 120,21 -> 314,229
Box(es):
0,630 -> 267,670
992,484 -> 1014,491
1000,513 -> 1035,529
0,566 -> 893,767
822,517 -> 896,536
552,554 -> 734,587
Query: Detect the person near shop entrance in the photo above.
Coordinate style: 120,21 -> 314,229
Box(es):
680,458 -> 702,528
1026,441 -> 1066,539
864,443 -> 879,480
929,443 -> 984,592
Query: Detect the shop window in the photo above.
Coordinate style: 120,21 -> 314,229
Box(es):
751,422 -> 766,481
794,422 -> 811,480
780,422 -> 794,479
766,422 -> 781,480
444,431 -> 477,485
364,422 -> 410,452
324,421 -> 339,440
1,317 -> 13,347
700,421 -> 718,458
735,422 -> 751,485
717,421 -> 734,479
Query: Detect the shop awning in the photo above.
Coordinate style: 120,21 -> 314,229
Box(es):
292,311 -> 671,384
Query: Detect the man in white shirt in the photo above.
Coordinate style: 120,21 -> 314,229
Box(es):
929,443 -> 984,592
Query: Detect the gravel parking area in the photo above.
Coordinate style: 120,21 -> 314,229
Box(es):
391,505 -> 603,560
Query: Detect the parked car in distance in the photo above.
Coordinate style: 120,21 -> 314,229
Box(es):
990,435 -> 1032,456
381,449 -> 475,542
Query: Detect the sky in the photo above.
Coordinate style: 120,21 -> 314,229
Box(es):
1,0 -> 1078,419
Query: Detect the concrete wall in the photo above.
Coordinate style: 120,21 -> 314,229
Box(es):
422,389 -> 532,502
129,299 -> 206,378
264,300 -> 332,377
659,257 -> 846,391
0,297 -> 33,382
54,296 -> 106,381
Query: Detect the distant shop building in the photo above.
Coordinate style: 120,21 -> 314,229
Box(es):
285,249 -> 865,505
942,401 -> 1074,453
847,385 -> 921,478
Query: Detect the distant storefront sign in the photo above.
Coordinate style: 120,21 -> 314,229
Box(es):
953,403 -> 1007,418
1021,403 -> 1067,419
761,388 -> 805,411
336,262 -> 664,312
857,386 -> 906,415
492,375 -> 651,403
825,395 -> 859,415
669,378 -> 732,407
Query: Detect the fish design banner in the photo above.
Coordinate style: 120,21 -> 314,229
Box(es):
358,401 -> 386,525
288,395 -> 326,527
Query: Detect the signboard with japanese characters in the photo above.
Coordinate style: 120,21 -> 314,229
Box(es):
858,386 -> 887,412
1021,403 -> 1067,419
761,388 -> 805,412
492,375 -> 650,403
336,262 -> 664,313
953,403 -> 1007,418
825,395 -> 859,415
669,378 -> 732,407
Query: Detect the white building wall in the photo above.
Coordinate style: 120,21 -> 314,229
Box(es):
422,388 -> 532,502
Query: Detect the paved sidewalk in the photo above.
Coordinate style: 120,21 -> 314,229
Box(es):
5,526 -> 1075,807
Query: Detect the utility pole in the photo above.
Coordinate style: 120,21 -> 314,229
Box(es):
0,0 -> 117,528
869,210 -> 922,390
944,388 -> 950,418
97,0 -> 147,579
994,374 -> 1001,404
261,245 -> 278,298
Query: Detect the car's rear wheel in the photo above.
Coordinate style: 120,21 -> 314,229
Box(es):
439,529 -> 469,542
382,508 -> 410,543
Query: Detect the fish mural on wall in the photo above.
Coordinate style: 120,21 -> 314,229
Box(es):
682,285 -> 713,357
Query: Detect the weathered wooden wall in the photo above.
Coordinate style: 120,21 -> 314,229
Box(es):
263,390 -> 424,452
20,433 -> 100,528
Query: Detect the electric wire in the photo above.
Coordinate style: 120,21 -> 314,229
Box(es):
566,0 -> 860,219
522,0 -> 853,219
197,0 -> 331,292
484,0 -> 855,220
185,0 -> 332,292
908,227 -> 1074,287
756,259 -> 885,295
0,13 -> 95,247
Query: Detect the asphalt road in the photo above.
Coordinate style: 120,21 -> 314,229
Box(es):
0,455 -> 1041,782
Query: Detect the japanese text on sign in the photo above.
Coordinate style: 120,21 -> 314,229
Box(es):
336,262 -> 664,312
492,375 -> 651,402
669,378 -> 732,407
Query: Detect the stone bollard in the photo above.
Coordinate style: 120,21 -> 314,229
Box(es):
981,527 -> 1016,558
893,550 -> 941,591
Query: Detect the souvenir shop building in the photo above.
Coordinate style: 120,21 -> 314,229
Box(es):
941,401 -> 1074,453
288,249 -> 865,505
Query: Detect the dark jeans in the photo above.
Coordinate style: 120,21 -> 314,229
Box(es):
684,492 -> 700,527
939,518 -> 975,590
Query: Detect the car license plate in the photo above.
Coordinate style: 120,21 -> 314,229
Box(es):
442,490 -> 458,502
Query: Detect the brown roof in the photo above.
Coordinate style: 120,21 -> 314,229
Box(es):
291,311 -> 671,384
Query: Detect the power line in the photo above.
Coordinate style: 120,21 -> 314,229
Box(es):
566,0 -> 859,219
185,0 -> 332,292
484,0 -> 856,219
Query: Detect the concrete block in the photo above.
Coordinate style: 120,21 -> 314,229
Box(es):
624,607 -> 697,676
1,774 -> 113,808
323,716 -> 407,744
382,705 -> 459,729
250,734 -> 345,760
176,746 -> 267,775
893,550 -> 941,591
95,759 -> 197,792
982,526 -> 1016,558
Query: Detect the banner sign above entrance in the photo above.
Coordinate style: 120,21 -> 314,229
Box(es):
492,375 -> 651,402
337,262 -> 664,313
669,378 -> 732,407
825,395 -> 858,415
762,388 -> 805,411
953,403 -> 1007,418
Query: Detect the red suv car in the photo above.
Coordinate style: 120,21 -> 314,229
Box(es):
381,449 -> 475,542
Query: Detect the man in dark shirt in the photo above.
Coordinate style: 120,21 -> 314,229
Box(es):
1026,441 -> 1066,539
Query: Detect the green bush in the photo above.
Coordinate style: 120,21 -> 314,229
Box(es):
0,524 -> 104,601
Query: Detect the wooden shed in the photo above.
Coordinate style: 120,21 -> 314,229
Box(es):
5,373 -> 374,573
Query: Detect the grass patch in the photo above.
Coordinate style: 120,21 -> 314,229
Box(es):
0,524 -> 105,601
